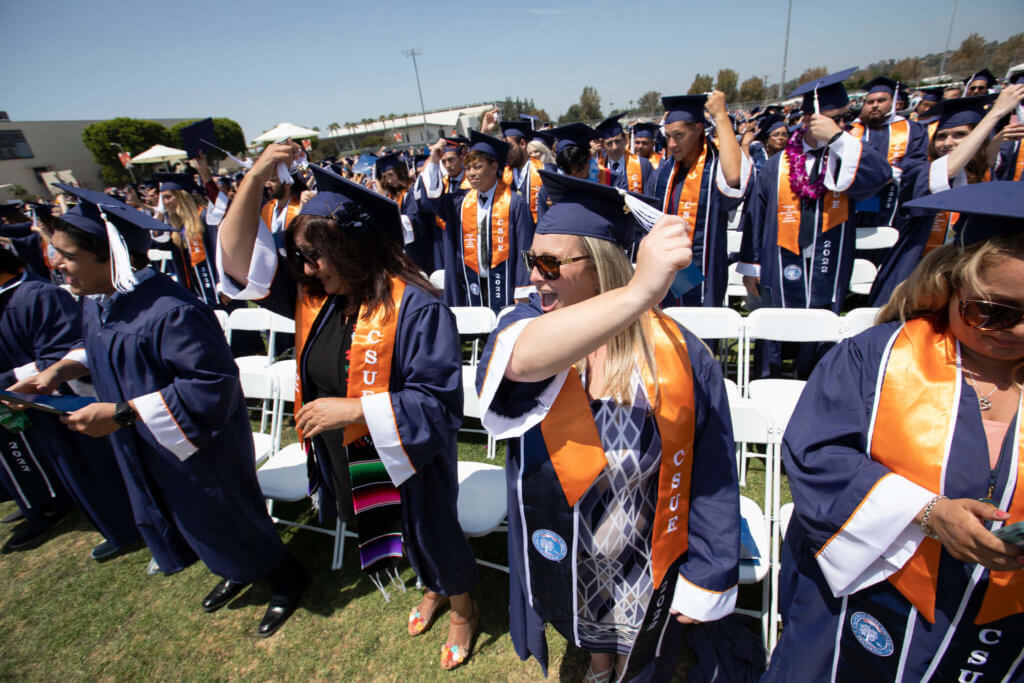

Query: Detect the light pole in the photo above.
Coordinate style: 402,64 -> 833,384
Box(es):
938,0 -> 960,76
778,0 -> 793,102
404,48 -> 430,144
109,142 -> 136,182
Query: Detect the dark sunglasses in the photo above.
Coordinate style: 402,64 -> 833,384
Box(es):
958,299 -> 1024,331
522,251 -> 591,281
289,246 -> 322,269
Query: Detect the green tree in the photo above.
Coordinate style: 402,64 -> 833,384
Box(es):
557,104 -> 583,124
578,86 -> 603,121
715,69 -> 739,101
82,117 -> 172,186
636,90 -> 663,115
993,33 -> 1024,75
166,118 -> 246,165
795,66 -> 829,85
687,74 -> 713,95
950,33 -> 987,74
360,134 -> 387,149
738,76 -> 766,102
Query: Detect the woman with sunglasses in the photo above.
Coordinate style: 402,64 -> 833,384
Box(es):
869,83 -> 1024,306
477,171 -> 740,681
216,143 -> 480,671
764,181 -> 1024,681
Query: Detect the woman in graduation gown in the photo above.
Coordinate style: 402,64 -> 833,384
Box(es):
764,181 -> 1024,682
476,171 -> 740,682
216,142 -> 480,671
870,84 -> 1024,306
0,242 -> 139,557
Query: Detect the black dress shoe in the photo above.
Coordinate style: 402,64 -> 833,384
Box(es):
201,579 -> 248,613
257,566 -> 309,638
2,524 -> 52,552
1,509 -> 24,524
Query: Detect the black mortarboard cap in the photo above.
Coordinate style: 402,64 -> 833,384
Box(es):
790,67 -> 858,114
931,94 -> 996,131
550,123 -> 595,154
468,130 -> 510,168
904,181 -> 1024,246
662,95 -> 707,124
179,118 -> 217,159
536,170 -> 658,249
300,165 -> 403,243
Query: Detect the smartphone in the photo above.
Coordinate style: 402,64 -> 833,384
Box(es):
994,521 -> 1024,546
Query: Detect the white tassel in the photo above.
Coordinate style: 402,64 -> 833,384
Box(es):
618,189 -> 664,235
155,193 -> 166,219
388,566 -> 406,593
98,206 -> 138,293
369,572 -> 392,602
891,83 -> 900,118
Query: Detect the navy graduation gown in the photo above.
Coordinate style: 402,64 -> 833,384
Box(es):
738,133 -> 891,312
80,270 -> 287,582
653,143 -> 751,306
995,140 -> 1022,182
476,296 -> 740,675
399,189 -> 437,275
765,322 -> 1024,682
167,219 -> 220,307
851,118 -> 929,231
0,272 -> 138,546
217,232 -> 478,595
606,154 -> 657,196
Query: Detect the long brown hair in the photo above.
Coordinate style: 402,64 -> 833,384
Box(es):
286,212 -> 438,320
927,124 -> 989,184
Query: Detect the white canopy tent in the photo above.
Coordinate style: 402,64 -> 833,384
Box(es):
252,122 -> 320,143
131,144 -> 188,164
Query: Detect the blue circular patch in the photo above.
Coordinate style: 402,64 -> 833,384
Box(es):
531,529 -> 567,562
850,611 -> 894,657
783,264 -> 802,281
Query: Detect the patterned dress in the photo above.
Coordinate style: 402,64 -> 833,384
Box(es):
576,380 -> 662,654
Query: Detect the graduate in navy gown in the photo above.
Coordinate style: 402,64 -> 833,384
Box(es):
738,68 -> 891,377
1,244 -> 139,557
765,182 -> 1024,682
420,130 -> 535,313
653,92 -> 751,307
994,72 -> 1024,183
373,153 -> 436,274
217,143 -> 480,672
477,172 -> 739,681
500,120 -> 545,223
152,170 -> 222,307
595,114 -> 657,196
533,123 -> 598,227
14,184 -> 306,638
870,86 -> 1024,307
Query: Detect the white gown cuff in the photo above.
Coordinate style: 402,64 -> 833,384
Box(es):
735,262 -> 760,277
714,152 -> 751,199
132,391 -> 197,461
928,156 -> 967,195
12,362 -> 38,381
478,318 -> 569,439
671,574 -> 737,622
216,218 -> 279,300
361,391 -> 416,487
825,131 -> 862,193
423,161 -> 443,199
513,285 -> 536,300
816,473 -> 935,597
63,348 -> 88,368
205,190 -> 229,226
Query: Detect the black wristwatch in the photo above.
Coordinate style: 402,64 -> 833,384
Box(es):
113,401 -> 137,428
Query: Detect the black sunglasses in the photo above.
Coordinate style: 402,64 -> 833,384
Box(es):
522,251 -> 591,281
289,246 -> 322,269
959,299 -> 1024,331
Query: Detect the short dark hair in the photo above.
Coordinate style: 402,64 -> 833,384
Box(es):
556,145 -> 591,175
52,223 -> 149,269
465,150 -> 497,167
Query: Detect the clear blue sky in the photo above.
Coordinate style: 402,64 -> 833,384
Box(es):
2,0 -> 1022,142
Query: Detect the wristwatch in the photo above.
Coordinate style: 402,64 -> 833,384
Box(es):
113,401 -> 137,428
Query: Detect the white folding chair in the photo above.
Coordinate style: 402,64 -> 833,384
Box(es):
228,308 -> 295,370
213,310 -> 230,337
664,306 -> 745,384
257,444 -> 356,571
429,269 -> 445,291
451,306 -> 497,366
269,359 -> 297,421
462,366 -> 496,460
726,263 -> 748,305
842,307 -> 881,338
238,367 -> 281,468
747,379 -> 806,435
457,461 -> 508,573
855,226 -> 899,250
849,258 -> 877,296
741,308 -> 843,395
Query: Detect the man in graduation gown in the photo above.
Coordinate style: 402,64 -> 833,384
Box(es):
738,68 -> 890,376
421,131 -> 535,313
995,72 -> 1024,183
963,68 -> 997,97
848,76 -> 929,267
500,121 -> 544,223
1,243 -> 139,557
595,114 -> 657,195
632,122 -> 663,170
765,184 -> 1024,682
260,167 -> 306,233
14,184 -> 306,638
653,91 -> 752,307
475,171 -> 739,680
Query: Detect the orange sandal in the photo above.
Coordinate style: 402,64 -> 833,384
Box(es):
408,593 -> 449,636
440,603 -> 479,671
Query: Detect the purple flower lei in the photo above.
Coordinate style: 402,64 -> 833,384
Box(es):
784,127 -> 828,200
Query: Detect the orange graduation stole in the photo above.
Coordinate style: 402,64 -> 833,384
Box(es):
437,175 -> 472,230
460,182 -> 513,274
503,163 -> 543,222
1014,142 -> 1024,182
648,151 -> 663,170
538,311 -> 697,588
849,119 -> 910,165
662,142 -> 709,239
924,172 -> 993,255
260,198 -> 302,233
599,154 -> 644,193
775,152 -> 849,255
870,318 -> 1024,625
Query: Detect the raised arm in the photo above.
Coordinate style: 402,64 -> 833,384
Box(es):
707,91 -> 743,188
217,142 -> 301,284
946,84 -> 1024,180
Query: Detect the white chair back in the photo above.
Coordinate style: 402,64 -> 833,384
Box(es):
849,258 -> 878,296
664,306 -> 744,341
842,307 -> 881,338
452,307 -> 498,365
429,269 -> 445,290
855,226 -> 899,250
745,308 -> 843,343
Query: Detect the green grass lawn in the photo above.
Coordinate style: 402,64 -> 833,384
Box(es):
0,419 -> 786,680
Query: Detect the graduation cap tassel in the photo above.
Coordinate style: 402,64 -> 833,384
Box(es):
388,566 -> 406,593
368,571 -> 392,602
891,83 -> 900,118
617,189 -> 665,235
97,206 -> 139,293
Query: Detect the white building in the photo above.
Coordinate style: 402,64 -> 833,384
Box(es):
320,103 -> 494,151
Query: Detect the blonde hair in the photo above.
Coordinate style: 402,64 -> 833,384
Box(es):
526,140 -> 555,166
575,236 -> 658,406
164,190 -> 205,248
